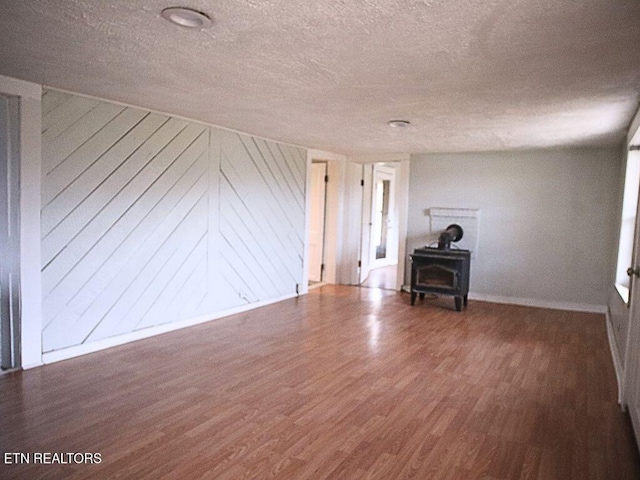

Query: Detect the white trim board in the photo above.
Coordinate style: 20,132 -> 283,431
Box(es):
0,74 -> 41,99
467,292 -> 607,314
0,74 -> 43,369
347,153 -> 410,164
605,308 -> 625,405
401,285 -> 607,314
40,292 -> 299,366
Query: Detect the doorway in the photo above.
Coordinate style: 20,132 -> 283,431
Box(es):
369,165 -> 397,269
360,163 -> 399,290
308,161 -> 328,284
373,178 -> 391,261
0,93 -> 21,371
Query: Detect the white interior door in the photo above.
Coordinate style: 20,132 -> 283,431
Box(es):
308,162 -> 327,282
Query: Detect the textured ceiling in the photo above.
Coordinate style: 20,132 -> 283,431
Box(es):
1,0 -> 640,154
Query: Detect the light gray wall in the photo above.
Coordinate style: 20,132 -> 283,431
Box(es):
41,89 -> 306,353
407,148 -> 622,307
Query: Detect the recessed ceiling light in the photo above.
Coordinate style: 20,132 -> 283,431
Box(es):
161,7 -> 212,29
388,120 -> 411,128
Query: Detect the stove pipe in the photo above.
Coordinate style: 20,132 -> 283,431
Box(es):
437,224 -> 464,250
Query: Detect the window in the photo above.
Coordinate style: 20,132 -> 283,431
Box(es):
615,149 -> 640,304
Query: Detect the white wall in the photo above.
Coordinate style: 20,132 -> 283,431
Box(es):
41,89 -> 306,355
407,147 -> 621,310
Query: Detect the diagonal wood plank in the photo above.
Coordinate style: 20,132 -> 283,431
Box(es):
42,108 -> 149,208
43,142 -> 209,337
43,102 -> 126,174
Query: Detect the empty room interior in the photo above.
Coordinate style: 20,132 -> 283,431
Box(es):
3,1 -> 640,478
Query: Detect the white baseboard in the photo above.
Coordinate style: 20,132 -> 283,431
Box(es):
21,362 -> 44,370
401,286 -> 607,313
467,292 -> 607,314
401,286 -> 607,314
39,288 -> 609,366
605,308 -> 625,405
42,293 -> 299,365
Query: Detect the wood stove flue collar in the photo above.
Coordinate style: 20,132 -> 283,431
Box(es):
437,224 -> 464,250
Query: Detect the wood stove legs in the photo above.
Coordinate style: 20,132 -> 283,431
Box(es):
410,292 -> 427,305
411,292 -> 468,311
455,295 -> 469,312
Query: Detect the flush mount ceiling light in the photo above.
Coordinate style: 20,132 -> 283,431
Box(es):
388,120 -> 411,128
161,7 -> 212,29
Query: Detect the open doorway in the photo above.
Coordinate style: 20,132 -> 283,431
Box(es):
0,93 -> 21,371
360,163 -> 399,290
308,161 -> 328,286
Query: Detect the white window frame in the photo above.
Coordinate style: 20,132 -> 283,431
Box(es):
616,148 -> 640,304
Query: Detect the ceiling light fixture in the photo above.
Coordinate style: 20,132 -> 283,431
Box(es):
161,7 -> 212,29
388,120 -> 411,128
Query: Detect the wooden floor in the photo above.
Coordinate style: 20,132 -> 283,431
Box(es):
2,285 -> 639,479
361,265 -> 398,290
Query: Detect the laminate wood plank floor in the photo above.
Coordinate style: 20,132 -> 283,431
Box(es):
1,285 -> 639,479
361,265 -> 398,291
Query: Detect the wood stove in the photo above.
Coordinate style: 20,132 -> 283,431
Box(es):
410,224 -> 470,311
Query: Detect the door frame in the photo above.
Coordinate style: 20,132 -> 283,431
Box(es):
368,164 -> 398,270
623,167 -> 640,446
304,152 -> 410,291
304,150 -> 349,290
0,93 -> 21,370
0,75 -> 42,370
308,161 -> 328,283
355,157 -> 410,291
621,120 -> 640,453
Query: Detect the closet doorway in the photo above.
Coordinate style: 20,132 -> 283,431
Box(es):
308,161 -> 328,284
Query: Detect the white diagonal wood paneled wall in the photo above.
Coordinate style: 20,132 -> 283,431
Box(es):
41,90 -> 306,353
217,130 -> 306,310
